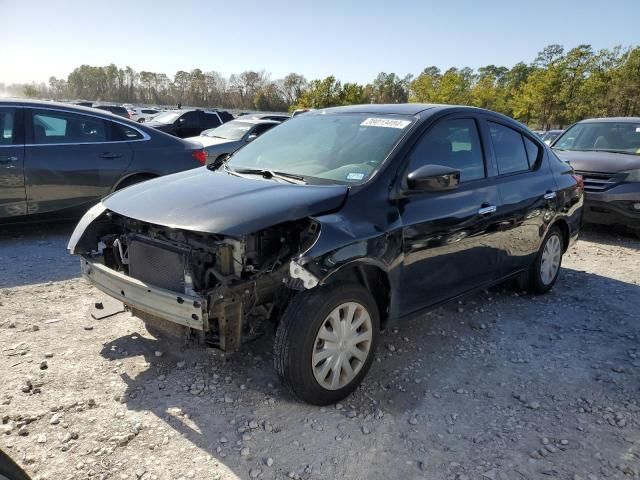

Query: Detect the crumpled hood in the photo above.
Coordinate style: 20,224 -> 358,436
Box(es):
102,168 -> 349,236
554,149 -> 640,173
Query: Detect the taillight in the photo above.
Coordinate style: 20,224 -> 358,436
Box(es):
572,174 -> 584,192
192,149 -> 207,165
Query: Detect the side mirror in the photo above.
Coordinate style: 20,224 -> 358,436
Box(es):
246,134 -> 257,142
407,164 -> 460,192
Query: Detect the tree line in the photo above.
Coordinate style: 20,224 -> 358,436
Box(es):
3,44 -> 639,129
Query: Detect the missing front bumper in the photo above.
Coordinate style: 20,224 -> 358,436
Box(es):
80,256 -> 207,330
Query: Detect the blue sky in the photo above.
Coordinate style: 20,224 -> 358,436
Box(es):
1,0 -> 638,85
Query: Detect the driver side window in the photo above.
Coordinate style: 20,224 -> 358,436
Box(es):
409,118 -> 485,182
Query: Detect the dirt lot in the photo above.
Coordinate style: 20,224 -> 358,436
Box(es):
1,224 -> 639,480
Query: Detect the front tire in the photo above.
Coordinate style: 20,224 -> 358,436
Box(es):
274,283 -> 379,405
524,225 -> 564,294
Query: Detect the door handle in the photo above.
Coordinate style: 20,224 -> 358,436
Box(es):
478,205 -> 497,215
543,191 -> 557,200
98,152 -> 122,159
0,155 -> 18,164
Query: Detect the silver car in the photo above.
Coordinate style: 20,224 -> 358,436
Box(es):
185,117 -> 282,164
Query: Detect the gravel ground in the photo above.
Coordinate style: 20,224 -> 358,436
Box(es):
1,223 -> 639,480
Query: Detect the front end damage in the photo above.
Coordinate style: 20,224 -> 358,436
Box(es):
69,204 -> 320,352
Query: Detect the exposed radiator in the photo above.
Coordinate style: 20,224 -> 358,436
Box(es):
128,237 -> 188,292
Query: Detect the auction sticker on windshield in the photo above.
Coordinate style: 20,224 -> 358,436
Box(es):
361,118 -> 412,129
346,172 -> 365,181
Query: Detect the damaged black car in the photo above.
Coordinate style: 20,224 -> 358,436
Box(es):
68,104 -> 583,405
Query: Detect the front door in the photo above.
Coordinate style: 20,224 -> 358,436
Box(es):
398,116 -> 503,315
0,107 -> 26,218
24,108 -> 132,217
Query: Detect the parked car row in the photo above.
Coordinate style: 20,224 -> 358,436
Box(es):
3,97 -> 636,405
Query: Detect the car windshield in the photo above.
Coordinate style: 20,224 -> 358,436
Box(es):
226,113 -> 414,184
554,122 -> 640,155
203,121 -> 253,140
153,111 -> 181,124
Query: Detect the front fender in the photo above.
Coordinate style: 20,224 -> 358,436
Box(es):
293,213 -> 404,319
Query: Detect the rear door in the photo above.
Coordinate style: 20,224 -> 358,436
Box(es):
0,107 -> 27,218
480,117 -> 558,276
24,108 -> 133,216
399,115 -> 504,314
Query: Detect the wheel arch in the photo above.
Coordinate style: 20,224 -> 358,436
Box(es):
112,172 -> 159,192
320,260 -> 394,330
550,217 -> 570,252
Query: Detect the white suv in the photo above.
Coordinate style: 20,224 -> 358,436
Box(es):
130,108 -> 161,123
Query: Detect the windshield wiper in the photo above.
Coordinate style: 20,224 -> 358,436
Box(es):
232,168 -> 307,185
590,149 -> 638,155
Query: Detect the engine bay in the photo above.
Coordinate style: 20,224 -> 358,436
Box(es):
77,211 -> 320,351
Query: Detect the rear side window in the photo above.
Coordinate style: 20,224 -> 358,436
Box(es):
489,122 -> 530,174
111,122 -> 144,141
409,118 -> 485,182
204,113 -> 222,128
0,108 -> 14,145
252,123 -> 276,136
523,136 -> 541,166
32,109 -> 107,144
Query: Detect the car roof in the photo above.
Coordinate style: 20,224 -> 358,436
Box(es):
0,98 -> 183,138
578,117 -> 640,123
0,98 -> 126,115
318,103 -> 439,115
313,103 -> 516,119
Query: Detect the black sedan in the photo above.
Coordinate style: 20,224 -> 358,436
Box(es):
0,99 -> 206,223
145,108 -> 233,138
69,104 -> 583,405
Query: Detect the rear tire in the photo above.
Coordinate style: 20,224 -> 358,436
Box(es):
523,225 -> 564,294
274,283 -> 379,405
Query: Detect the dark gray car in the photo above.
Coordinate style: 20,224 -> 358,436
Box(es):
185,118 -> 282,165
553,117 -> 640,236
0,99 -> 206,223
